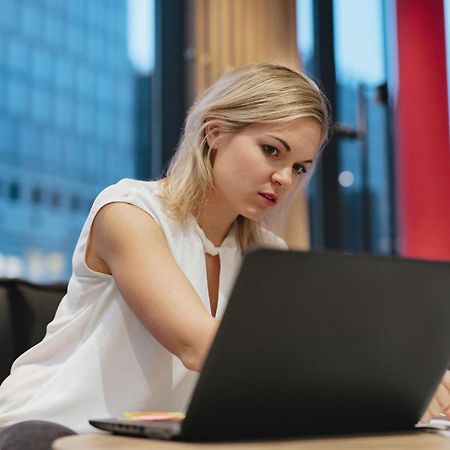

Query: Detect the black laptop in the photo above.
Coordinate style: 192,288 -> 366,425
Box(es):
90,249 -> 450,441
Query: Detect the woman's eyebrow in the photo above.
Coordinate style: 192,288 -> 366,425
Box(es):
267,135 -> 313,164
267,135 -> 291,151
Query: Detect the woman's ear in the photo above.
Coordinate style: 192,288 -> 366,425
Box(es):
205,123 -> 222,149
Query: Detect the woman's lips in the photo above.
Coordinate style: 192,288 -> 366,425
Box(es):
258,192 -> 278,206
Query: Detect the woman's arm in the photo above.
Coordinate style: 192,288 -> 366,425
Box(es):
87,202 -> 219,372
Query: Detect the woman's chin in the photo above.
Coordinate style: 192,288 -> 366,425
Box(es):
240,208 -> 269,222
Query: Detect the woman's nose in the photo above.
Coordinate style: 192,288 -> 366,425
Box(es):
271,167 -> 293,187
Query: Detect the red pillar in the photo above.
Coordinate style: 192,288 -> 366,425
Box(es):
395,0 -> 450,260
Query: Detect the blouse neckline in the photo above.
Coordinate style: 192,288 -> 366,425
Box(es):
191,218 -> 238,256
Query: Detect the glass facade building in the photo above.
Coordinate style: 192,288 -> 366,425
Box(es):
0,0 -> 148,281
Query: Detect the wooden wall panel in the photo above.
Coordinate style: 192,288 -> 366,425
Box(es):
190,0 -> 300,96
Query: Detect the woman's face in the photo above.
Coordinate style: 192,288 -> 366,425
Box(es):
209,118 -> 322,222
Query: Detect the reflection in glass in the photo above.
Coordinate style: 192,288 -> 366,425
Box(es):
333,0 -> 392,254
0,0 -> 155,281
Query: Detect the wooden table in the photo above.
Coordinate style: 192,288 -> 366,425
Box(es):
53,430 -> 450,450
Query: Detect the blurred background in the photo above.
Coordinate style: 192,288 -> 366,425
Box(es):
0,0 -> 449,282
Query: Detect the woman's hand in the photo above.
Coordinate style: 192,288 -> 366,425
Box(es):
421,370 -> 450,423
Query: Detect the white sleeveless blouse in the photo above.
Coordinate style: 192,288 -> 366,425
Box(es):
0,179 -> 287,433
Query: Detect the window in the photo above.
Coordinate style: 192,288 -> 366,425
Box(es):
296,0 -> 396,254
0,0 -> 155,281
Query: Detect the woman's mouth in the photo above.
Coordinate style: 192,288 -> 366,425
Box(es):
258,192 -> 278,206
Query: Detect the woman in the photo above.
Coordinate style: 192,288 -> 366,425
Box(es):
0,64 -> 448,446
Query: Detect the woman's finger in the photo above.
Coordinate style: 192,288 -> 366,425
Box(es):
434,382 -> 450,411
420,409 -> 432,423
443,406 -> 450,420
441,370 -> 450,390
427,396 -> 443,419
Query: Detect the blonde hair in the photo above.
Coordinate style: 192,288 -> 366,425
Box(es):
159,63 -> 330,249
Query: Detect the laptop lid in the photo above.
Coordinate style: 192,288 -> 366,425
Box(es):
180,249 -> 450,441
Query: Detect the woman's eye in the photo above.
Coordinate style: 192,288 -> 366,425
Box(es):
262,145 -> 279,156
293,164 -> 307,175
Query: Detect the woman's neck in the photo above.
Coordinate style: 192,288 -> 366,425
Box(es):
196,192 -> 237,247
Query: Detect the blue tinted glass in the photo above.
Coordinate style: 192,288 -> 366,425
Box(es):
7,78 -> 29,117
75,66 -> 95,98
106,147 -> 118,179
334,0 -> 385,84
54,94 -> 74,130
76,140 -> 88,177
0,118 -> 18,164
0,39 -> 7,69
67,0 -> 86,20
18,124 -> 41,162
87,1 -> 104,30
332,0 -> 390,253
0,116 -> 15,153
96,74 -> 114,105
110,44 -> 124,72
63,137 -> 76,174
115,115 -> 132,148
75,103 -> 95,137
45,0 -> 64,12
0,0 -> 19,29
104,42 -> 117,71
114,4 -> 127,40
67,24 -> 86,56
87,34 -> 105,65
105,7 -> 118,36
0,0 -> 155,281
96,108 -> 114,141
8,40 -> 29,75
93,142 -> 105,177
55,56 -> 75,91
83,105 -> 95,137
58,135 -> 71,174
296,0 -> 314,73
85,141 -> 100,180
42,130 -> 58,163
47,133 -> 63,173
0,73 -> 6,109
32,47 -> 53,84
74,138 -> 86,175
21,2 -> 43,38
115,78 -> 133,110
44,14 -> 66,48
31,88 -> 52,123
